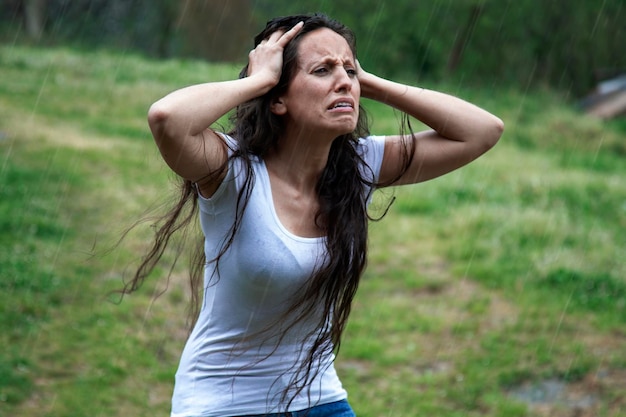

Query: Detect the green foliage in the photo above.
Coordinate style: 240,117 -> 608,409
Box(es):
0,155 -> 73,405
253,0 -> 626,94
3,1 -> 625,94
0,353 -> 32,405
0,152 -> 76,328
540,269 -> 626,319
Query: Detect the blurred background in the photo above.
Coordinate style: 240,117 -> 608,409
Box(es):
2,0 -> 625,97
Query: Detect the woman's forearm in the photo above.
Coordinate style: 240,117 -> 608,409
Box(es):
148,74 -> 275,139
148,24 -> 304,141
359,73 -> 503,145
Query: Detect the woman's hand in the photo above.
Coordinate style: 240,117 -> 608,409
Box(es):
355,60 -> 503,186
356,59 -> 377,99
247,21 -> 304,88
357,60 -> 390,101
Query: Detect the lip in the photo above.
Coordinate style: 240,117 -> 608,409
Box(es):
327,98 -> 355,112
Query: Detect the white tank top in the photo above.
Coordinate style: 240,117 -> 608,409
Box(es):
171,135 -> 385,417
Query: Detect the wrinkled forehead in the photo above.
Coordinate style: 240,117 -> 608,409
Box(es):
296,28 -> 355,65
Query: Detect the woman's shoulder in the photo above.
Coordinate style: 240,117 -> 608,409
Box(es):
353,135 -> 386,183
355,135 -> 386,160
356,135 -> 385,147
218,133 -> 262,163
196,133 -> 259,209
217,132 -> 238,153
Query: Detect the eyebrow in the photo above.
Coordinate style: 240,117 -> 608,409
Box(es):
302,55 -> 355,70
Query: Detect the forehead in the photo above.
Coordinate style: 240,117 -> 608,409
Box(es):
297,28 -> 354,64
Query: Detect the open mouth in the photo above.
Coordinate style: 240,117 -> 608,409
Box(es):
328,101 -> 354,110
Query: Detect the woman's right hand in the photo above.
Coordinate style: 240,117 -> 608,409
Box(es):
247,21 -> 304,88
147,22 -> 304,192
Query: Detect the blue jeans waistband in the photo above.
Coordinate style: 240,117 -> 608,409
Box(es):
237,399 -> 355,417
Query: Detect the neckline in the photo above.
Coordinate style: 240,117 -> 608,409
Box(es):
258,159 -> 325,244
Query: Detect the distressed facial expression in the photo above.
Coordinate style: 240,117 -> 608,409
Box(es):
272,28 -> 360,137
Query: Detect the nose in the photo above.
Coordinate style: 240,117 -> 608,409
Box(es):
334,68 -> 353,92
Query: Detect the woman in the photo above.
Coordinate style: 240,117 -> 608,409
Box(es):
135,13 -> 503,417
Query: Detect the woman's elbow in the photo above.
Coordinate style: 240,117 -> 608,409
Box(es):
147,101 -> 171,132
484,115 -> 504,148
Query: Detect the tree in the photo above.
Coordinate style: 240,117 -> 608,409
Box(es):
23,0 -> 45,41
2,0 -> 624,94
176,0 -> 255,62
446,2 -> 485,73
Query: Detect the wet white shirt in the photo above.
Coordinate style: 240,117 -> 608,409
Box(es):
171,135 -> 385,417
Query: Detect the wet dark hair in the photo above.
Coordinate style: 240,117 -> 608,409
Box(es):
120,12 -> 415,412
234,13 -> 360,156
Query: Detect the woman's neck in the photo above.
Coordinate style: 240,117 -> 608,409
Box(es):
265,129 -> 336,193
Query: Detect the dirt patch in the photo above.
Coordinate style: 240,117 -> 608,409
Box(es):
508,369 -> 626,416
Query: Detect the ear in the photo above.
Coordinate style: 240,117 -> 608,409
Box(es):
270,96 -> 287,115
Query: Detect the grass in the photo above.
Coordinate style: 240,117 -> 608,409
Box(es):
1,44 -> 625,416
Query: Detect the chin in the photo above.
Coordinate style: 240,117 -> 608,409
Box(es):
334,120 -> 358,136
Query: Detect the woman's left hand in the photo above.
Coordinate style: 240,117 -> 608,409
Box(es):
356,60 -> 376,99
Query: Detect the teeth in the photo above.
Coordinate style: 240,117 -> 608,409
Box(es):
334,102 -> 351,108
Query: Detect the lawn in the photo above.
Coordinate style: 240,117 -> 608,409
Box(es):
1,44 -> 625,416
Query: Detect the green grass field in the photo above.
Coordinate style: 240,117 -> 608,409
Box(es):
1,44 -> 625,417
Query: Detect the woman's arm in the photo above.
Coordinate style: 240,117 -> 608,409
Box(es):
147,23 -> 303,196
358,65 -> 504,185
147,77 -> 270,189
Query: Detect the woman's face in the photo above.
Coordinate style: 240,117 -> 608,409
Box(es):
272,28 -> 360,138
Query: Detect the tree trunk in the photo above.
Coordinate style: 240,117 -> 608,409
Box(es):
23,0 -> 46,41
447,4 -> 484,73
177,0 -> 254,62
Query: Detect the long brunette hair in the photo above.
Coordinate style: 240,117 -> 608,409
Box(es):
121,13 -> 415,410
